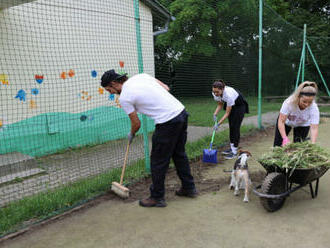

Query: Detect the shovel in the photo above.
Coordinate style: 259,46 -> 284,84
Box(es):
202,121 -> 218,164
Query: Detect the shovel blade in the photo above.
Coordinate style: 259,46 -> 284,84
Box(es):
202,149 -> 218,164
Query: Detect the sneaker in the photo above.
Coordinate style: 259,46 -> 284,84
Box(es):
139,197 -> 167,207
175,188 -> 198,198
222,148 -> 232,155
224,152 -> 237,160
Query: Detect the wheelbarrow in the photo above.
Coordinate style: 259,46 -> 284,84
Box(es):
253,161 -> 329,212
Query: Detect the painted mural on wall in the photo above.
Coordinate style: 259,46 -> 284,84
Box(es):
0,60 -> 144,156
4,60 -> 127,118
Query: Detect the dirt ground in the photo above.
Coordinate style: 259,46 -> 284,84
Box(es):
2,120 -> 330,248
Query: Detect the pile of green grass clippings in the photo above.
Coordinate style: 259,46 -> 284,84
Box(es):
258,142 -> 330,169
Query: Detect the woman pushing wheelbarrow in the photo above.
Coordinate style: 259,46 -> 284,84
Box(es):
253,81 -> 330,212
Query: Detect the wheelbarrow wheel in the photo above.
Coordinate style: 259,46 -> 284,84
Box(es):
260,172 -> 287,212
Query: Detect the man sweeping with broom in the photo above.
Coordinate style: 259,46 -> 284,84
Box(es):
101,69 -> 197,207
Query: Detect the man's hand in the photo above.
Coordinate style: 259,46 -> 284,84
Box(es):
127,132 -> 135,144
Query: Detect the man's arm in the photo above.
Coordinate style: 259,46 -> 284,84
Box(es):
128,111 -> 141,135
156,79 -> 170,91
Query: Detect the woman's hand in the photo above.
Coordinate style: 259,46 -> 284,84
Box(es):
282,136 -> 290,146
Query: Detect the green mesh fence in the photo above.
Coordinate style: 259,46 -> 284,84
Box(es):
154,0 -> 329,98
0,0 -> 329,226
0,0 -> 165,207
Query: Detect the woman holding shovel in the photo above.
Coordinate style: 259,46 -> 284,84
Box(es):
274,81 -> 319,147
212,80 -> 249,159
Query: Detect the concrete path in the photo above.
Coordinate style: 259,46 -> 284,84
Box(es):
187,112 -> 278,142
3,117 -> 330,248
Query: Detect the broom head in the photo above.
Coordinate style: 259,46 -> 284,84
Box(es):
111,182 -> 130,198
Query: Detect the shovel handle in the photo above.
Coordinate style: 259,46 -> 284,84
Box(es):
209,120 -> 217,149
120,142 -> 130,185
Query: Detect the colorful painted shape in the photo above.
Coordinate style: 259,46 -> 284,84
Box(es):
0,74 -> 9,85
119,61 -> 124,68
31,88 -> 39,95
80,115 -> 87,121
98,87 -> 104,95
68,69 -> 75,77
115,97 -> 121,108
91,70 -> 97,78
60,72 -> 67,79
29,100 -> 37,109
109,94 -> 115,101
35,75 -> 44,84
15,89 -> 26,102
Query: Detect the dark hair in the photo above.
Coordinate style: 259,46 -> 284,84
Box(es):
100,69 -> 128,87
212,79 -> 225,89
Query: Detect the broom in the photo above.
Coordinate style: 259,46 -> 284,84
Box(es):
111,142 -> 130,198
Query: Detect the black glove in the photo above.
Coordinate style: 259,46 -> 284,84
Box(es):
127,132 -> 135,144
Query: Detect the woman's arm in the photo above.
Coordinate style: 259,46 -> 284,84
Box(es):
310,124 -> 318,143
278,113 -> 289,141
213,101 -> 223,116
218,105 -> 232,125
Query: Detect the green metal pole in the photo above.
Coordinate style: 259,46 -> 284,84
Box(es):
306,42 -> 330,96
301,24 -> 307,83
257,0 -> 263,129
295,52 -> 303,89
133,0 -> 150,172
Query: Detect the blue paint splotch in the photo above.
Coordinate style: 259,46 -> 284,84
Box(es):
15,89 -> 26,102
80,115 -> 87,121
109,94 -> 115,101
91,70 -> 97,78
31,88 -> 39,95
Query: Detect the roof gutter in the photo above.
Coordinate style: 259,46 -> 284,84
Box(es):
141,0 -> 175,36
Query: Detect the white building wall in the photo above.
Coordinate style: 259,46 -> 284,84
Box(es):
0,0 -> 155,125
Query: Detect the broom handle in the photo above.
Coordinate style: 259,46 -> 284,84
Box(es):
120,142 -> 130,185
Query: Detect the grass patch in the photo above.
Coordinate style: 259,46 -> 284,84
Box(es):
0,160 -> 147,237
0,124 -> 256,237
319,106 -> 330,113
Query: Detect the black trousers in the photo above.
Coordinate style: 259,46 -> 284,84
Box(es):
228,105 -> 246,147
150,110 -> 195,199
273,116 -> 310,147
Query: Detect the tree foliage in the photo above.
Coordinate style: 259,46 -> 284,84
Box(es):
154,0 -> 330,96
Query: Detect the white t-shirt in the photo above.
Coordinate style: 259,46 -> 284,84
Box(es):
280,98 -> 320,127
212,86 -> 239,106
119,73 -> 184,124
